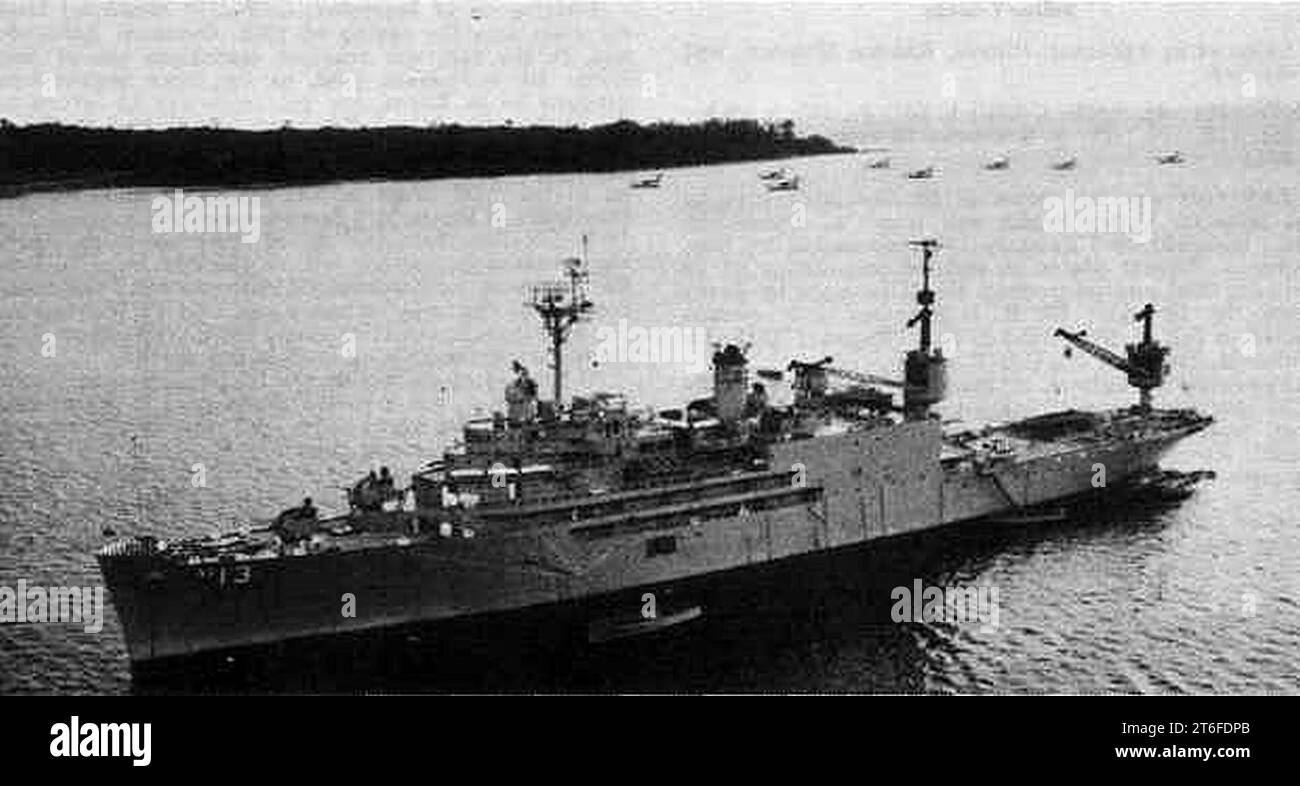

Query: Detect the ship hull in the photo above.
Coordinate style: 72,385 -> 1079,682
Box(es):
100,415 -> 1209,667
121,524 -> 946,689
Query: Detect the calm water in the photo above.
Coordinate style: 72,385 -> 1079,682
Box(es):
1,105 -> 1296,693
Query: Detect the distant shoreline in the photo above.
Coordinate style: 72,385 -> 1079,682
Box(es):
0,119 -> 854,199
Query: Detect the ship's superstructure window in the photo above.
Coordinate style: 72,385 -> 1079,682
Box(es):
646,535 -> 677,556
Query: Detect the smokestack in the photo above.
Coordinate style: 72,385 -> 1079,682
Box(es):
712,344 -> 749,424
504,361 -> 539,423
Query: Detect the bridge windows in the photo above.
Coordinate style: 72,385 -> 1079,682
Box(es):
646,535 -> 677,557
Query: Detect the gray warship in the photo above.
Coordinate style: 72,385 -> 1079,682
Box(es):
98,239 -> 1213,665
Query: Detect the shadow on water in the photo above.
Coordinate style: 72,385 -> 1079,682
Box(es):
130,493 -> 1192,694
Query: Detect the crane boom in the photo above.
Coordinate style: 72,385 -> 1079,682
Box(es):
785,357 -> 904,389
824,366 -> 905,389
1053,328 -> 1132,374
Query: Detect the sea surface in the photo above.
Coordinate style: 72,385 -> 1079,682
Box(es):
1,104 -> 1296,693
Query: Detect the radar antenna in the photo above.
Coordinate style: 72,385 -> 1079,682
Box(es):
902,239 -> 947,419
528,235 -> 595,405
906,238 -> 941,353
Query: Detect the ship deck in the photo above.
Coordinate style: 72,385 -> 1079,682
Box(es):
941,407 -> 1213,467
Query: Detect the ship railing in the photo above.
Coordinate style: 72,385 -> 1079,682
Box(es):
569,484 -> 823,539
475,467 -> 805,526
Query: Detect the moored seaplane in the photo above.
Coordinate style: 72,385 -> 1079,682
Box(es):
631,172 -> 664,189
765,173 -> 800,192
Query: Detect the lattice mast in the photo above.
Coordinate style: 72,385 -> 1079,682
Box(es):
528,235 -> 595,405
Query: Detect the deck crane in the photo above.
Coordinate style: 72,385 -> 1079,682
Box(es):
784,357 -> 903,389
778,356 -> 900,411
827,366 -> 905,390
756,240 -> 949,417
1054,303 -> 1170,411
755,358 -> 901,386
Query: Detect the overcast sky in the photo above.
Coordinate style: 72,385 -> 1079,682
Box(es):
2,2 -> 1295,129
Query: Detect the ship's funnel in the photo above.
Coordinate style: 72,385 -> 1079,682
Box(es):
788,356 -> 833,407
504,360 -> 539,423
904,349 -> 947,418
712,343 -> 750,424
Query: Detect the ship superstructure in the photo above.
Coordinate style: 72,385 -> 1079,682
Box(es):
98,239 -> 1213,665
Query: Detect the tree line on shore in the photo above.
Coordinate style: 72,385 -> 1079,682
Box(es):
0,117 -> 852,195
